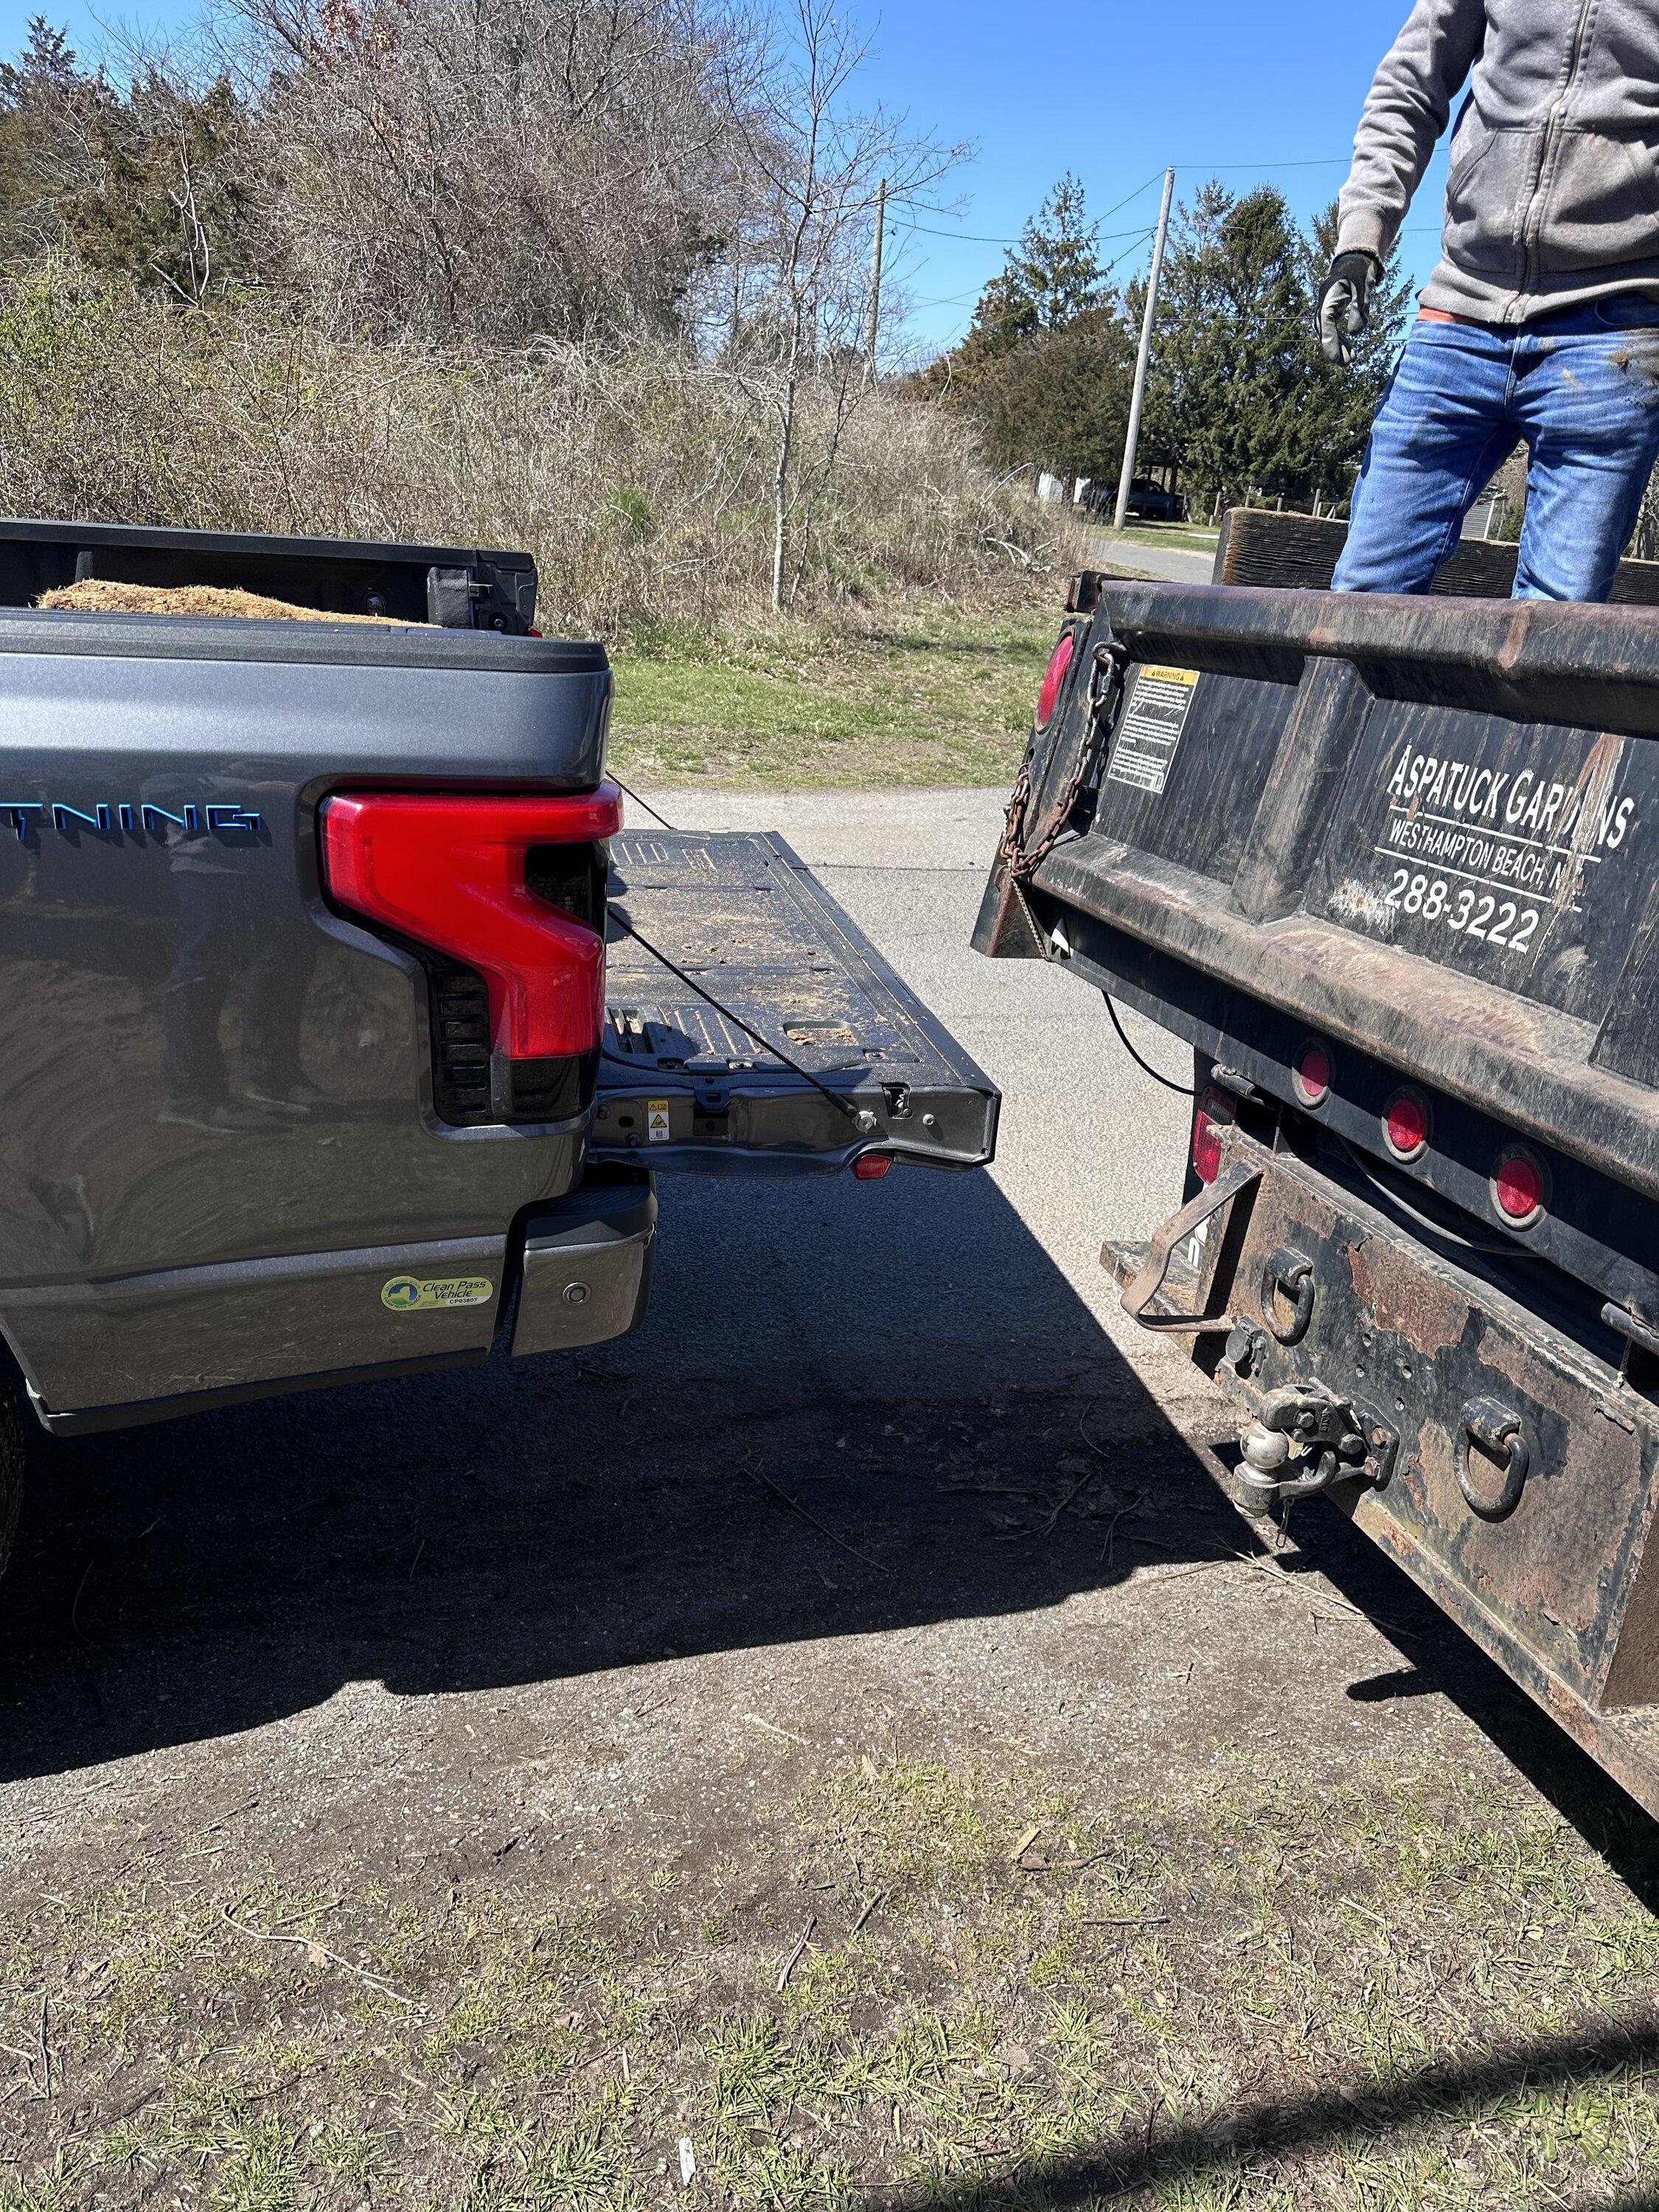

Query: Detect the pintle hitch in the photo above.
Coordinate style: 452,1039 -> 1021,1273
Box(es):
1234,1383 -> 1399,1517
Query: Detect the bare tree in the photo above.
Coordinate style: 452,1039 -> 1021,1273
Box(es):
227,0 -> 757,347
714,0 -> 956,609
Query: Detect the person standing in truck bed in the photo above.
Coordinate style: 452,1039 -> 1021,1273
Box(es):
1320,0 -> 1659,601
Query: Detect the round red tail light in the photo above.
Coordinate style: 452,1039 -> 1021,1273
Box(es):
1293,1043 -> 1331,1107
1036,630 -> 1075,728
1383,1089 -> 1430,1161
1492,1146 -> 1545,1225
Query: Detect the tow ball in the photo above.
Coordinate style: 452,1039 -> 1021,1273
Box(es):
1235,1384 -> 1399,1517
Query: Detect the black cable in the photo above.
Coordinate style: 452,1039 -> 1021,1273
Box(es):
1332,1131 -> 1541,1259
1103,993 -> 1197,1095
606,907 -> 861,1124
611,776 -> 675,829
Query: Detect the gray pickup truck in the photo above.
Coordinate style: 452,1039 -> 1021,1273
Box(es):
0,518 -> 997,1572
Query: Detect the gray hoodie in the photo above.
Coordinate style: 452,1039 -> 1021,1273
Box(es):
1338,0 -> 1659,323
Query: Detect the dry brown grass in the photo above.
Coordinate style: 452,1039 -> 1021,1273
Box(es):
0,265 -> 1063,642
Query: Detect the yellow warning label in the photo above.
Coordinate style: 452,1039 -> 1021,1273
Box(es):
381,1275 -> 494,1312
647,1098 -> 672,1144
1107,664 -> 1203,797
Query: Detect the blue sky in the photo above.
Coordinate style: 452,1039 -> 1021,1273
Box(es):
0,0 -> 1455,359
863,0 -> 1455,361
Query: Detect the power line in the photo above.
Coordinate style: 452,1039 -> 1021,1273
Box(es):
896,218 -> 1155,247
1095,170 -> 1170,223
893,157 -> 1354,256
1102,229 -> 1156,276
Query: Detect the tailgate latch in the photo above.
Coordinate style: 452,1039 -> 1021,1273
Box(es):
1237,1384 -> 1399,1515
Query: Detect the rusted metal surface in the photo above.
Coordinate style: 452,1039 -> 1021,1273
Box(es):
1128,1124 -> 1659,1809
1088,579 -> 1659,740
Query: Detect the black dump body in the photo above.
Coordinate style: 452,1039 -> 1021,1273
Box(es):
977,526 -> 1659,1812
0,515 -> 538,630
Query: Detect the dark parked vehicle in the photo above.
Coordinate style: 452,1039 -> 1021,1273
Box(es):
978,512 -> 1659,1815
1087,478 -> 1185,523
0,518 -> 998,1573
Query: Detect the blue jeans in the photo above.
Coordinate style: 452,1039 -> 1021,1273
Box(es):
1332,299 -> 1659,601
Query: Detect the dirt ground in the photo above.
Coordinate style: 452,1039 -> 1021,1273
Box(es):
2,1352 -> 1658,2211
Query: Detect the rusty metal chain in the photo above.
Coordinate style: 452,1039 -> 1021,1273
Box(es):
997,641 -> 1127,882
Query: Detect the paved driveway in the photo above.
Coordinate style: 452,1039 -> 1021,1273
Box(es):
1083,531 -> 1215,585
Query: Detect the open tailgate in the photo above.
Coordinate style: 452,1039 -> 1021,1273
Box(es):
595,828 -> 998,1175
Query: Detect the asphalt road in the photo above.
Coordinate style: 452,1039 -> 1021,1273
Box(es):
605,785 -> 1199,1406
1082,531 -> 1216,585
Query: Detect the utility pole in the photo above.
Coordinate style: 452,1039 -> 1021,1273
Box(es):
866,177 -> 886,385
1113,166 -> 1175,532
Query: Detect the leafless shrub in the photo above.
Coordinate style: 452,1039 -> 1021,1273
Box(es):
229,0 -> 753,347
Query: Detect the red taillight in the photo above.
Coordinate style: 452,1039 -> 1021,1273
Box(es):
852,1152 -> 893,1180
1293,1043 -> 1331,1107
321,787 -> 622,1059
1191,1086 -> 1235,1185
1383,1088 -> 1430,1161
1036,631 -> 1075,728
1492,1146 -> 1545,1225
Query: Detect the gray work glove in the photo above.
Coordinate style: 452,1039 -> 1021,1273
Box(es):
1318,251 -> 1382,367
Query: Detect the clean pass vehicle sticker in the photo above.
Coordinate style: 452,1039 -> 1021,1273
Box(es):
1107,664 -> 1200,796
381,1276 -> 494,1311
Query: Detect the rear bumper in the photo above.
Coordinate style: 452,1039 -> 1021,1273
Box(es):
32,1172 -> 658,1435
1111,1125 -> 1659,1817
509,1173 -> 655,1356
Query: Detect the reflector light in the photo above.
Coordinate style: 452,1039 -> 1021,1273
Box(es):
1383,1089 -> 1430,1161
1036,630 -> 1075,728
321,786 -> 622,1060
1293,1043 -> 1331,1107
1492,1147 -> 1545,1225
1191,1086 -> 1236,1186
852,1152 -> 893,1180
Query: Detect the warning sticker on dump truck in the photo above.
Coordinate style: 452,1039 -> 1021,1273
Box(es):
647,1099 -> 672,1142
381,1275 -> 494,1312
1106,665 -> 1200,796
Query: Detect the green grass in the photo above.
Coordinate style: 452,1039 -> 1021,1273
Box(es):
5,1753 -> 1659,2208
1085,521 -> 1221,555
606,591 -> 1061,788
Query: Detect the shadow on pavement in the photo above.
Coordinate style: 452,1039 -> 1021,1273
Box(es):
854,2015 -> 1659,2211
0,1166 -> 1217,1779
3,1156 -> 1658,1917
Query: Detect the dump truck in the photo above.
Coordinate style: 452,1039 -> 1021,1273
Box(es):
0,516 -> 998,1573
977,510 -> 1659,1815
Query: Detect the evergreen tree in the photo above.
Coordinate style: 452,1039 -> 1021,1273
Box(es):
1007,173 -> 1103,330
0,16 -> 93,255
922,174 -> 1133,484
1289,199 -> 1413,508
1136,181 -> 1412,517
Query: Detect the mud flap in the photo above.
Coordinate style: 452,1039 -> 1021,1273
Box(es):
595,830 -> 999,1176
